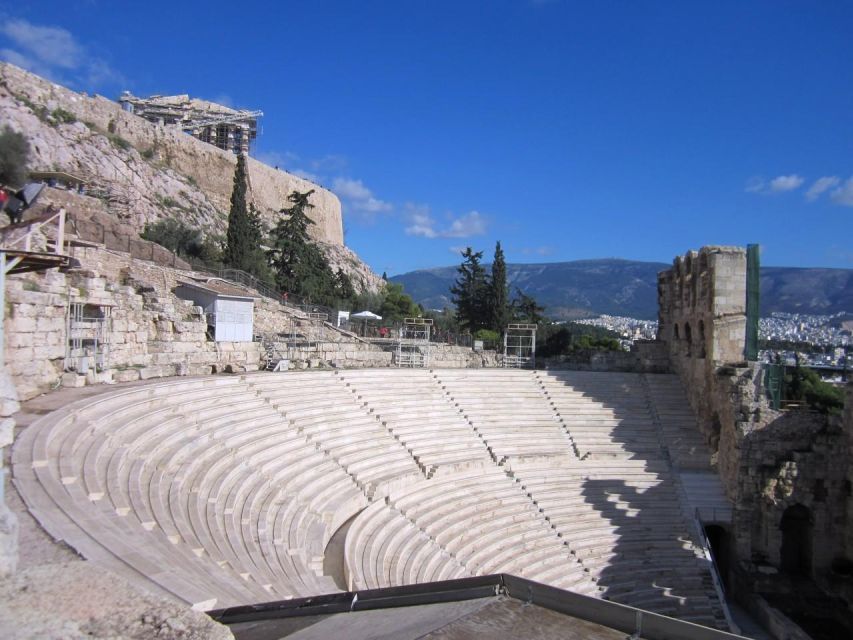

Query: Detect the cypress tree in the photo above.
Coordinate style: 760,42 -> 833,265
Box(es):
223,154 -> 264,274
490,241 -> 509,333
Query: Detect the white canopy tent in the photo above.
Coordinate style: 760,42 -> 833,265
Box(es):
350,310 -> 383,321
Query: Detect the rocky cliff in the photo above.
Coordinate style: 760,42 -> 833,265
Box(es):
0,63 -> 383,291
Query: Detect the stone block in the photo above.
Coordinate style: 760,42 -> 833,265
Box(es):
139,366 -> 164,380
61,373 -> 86,388
0,417 -> 14,448
113,369 -> 139,382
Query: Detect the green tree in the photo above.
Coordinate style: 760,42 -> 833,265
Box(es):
0,125 -> 30,189
450,247 -> 490,332
511,288 -> 545,324
268,189 -> 339,304
335,268 -> 357,303
223,154 -> 265,276
489,241 -> 509,333
379,283 -> 420,322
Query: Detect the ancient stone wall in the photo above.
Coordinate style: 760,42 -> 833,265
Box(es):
659,245 -> 852,598
658,246 -> 747,364
4,264 -> 261,400
657,247 -> 752,465
734,408 -> 848,576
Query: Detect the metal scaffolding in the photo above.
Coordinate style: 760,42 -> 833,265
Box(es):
503,323 -> 537,368
65,302 -> 112,375
396,318 -> 433,368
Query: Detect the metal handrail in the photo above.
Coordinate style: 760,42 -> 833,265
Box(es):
6,208 -> 66,255
694,507 -> 738,633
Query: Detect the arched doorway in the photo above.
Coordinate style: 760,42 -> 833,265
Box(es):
780,504 -> 812,576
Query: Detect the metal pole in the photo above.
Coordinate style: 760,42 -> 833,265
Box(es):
56,208 -> 66,255
745,244 -> 760,361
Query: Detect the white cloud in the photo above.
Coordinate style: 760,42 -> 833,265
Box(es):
746,174 -> 805,195
521,246 -> 554,256
805,176 -> 840,201
254,150 -> 299,169
768,174 -> 804,192
310,154 -> 348,172
333,178 -> 372,201
0,19 -> 81,69
443,211 -> 487,238
332,177 -> 392,215
744,177 -> 766,193
404,204 -> 487,239
0,18 -> 122,88
830,176 -> 853,207
291,168 -> 323,183
404,203 -> 438,238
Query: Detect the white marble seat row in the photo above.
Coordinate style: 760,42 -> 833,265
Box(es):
15,368 -> 729,629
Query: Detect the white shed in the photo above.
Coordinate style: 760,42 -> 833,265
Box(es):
175,279 -> 257,342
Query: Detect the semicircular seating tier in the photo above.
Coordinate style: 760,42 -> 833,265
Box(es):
13,368 -> 731,628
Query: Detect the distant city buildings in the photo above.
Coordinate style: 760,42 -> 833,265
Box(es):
118,92 -> 262,155
574,311 -> 850,372
574,315 -> 659,341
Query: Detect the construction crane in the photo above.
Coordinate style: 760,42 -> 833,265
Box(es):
182,110 -> 263,131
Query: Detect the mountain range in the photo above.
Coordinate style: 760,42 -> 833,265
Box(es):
391,259 -> 853,320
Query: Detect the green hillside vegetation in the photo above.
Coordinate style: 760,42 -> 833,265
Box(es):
784,361 -> 845,415
537,323 -> 623,358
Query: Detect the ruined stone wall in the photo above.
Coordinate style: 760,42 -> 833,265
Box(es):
658,245 -> 747,364
657,247 -> 751,464
2,239 -> 289,400
0,62 -> 343,245
845,384 -> 853,562
658,245 -> 852,594
734,409 -> 848,576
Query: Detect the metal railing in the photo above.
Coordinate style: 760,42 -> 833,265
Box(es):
4,207 -> 66,255
694,507 -> 739,634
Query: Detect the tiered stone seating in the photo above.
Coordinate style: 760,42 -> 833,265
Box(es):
337,369 -> 493,472
643,375 -> 712,469
435,369 -> 576,459
344,467 -> 598,596
14,367 -> 731,629
244,372 -> 423,494
14,375 -> 368,608
536,371 -> 663,460
507,458 -> 723,627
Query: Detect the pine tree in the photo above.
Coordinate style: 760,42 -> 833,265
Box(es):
450,247 -> 490,332
335,268 -> 357,302
511,288 -> 546,325
268,189 -> 339,304
489,241 -> 509,333
223,154 -> 264,275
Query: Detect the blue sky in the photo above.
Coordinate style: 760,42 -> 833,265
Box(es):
2,1 -> 851,275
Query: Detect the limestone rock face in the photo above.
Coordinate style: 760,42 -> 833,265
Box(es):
0,62 -> 343,246
0,561 -> 234,640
